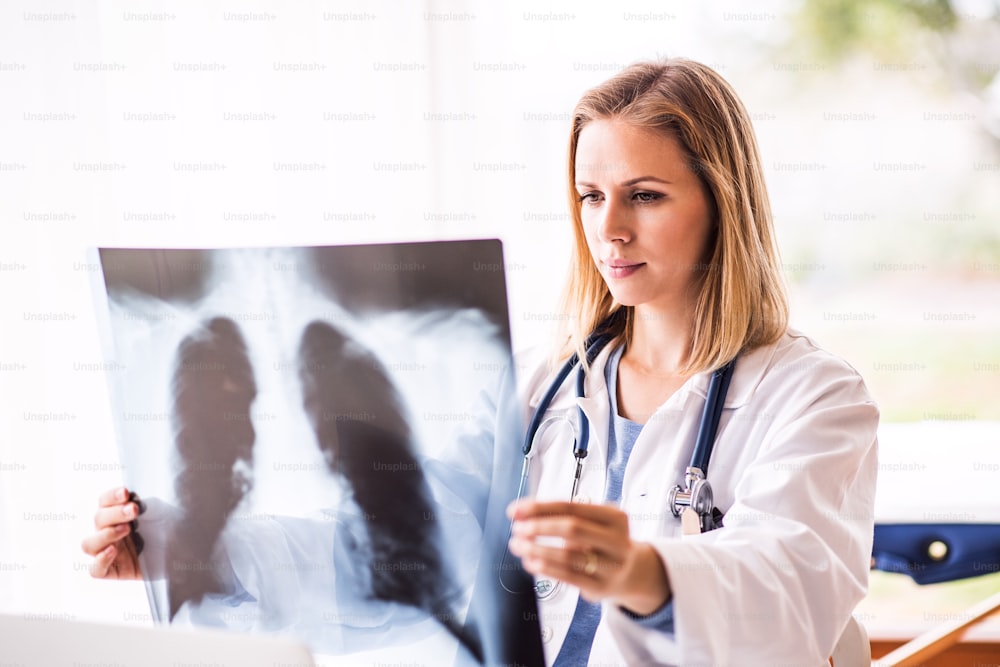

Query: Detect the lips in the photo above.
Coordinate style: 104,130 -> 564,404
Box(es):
602,258 -> 644,279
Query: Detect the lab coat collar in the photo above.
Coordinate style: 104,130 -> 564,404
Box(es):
526,340 -> 617,412
687,338 -> 780,409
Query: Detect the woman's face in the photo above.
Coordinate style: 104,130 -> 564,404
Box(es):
575,119 -> 715,315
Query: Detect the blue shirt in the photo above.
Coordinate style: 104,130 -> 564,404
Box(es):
553,345 -> 675,666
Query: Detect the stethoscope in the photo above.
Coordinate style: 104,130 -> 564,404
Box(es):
500,321 -> 736,596
518,322 -> 736,532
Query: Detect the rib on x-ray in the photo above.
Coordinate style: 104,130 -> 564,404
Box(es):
93,242 -> 544,666
167,317 -> 257,619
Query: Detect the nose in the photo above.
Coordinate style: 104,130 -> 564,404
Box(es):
594,196 -> 632,244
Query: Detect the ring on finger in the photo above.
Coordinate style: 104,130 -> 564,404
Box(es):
583,550 -> 598,576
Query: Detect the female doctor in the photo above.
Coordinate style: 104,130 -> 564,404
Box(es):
503,59 -> 878,666
83,58 -> 878,665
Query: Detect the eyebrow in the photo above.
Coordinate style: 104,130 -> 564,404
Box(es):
575,175 -> 673,189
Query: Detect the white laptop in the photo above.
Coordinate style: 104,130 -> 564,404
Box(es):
0,613 -> 315,667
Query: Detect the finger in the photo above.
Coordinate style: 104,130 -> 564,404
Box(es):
97,486 -> 129,508
88,544 -> 117,578
509,535 -> 579,573
512,515 -> 620,554
510,534 -> 624,575
511,537 -> 621,589
508,499 -> 626,526
93,501 -> 139,529
529,551 -> 620,594
81,523 -> 131,556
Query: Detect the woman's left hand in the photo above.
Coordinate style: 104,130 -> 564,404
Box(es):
507,499 -> 671,615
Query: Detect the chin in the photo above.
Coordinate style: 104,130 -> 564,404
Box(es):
607,292 -> 642,308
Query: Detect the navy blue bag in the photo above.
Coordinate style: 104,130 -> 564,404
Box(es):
872,523 -> 1000,585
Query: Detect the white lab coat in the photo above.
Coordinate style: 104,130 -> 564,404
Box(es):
517,330 -> 879,666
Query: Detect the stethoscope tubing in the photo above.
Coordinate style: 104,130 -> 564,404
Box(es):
505,323 -> 736,593
521,331 -> 615,459
690,359 -> 736,472
524,332 -> 735,470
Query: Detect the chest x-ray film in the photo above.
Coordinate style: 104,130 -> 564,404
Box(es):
90,240 -> 543,666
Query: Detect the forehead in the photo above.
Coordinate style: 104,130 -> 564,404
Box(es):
574,119 -> 687,181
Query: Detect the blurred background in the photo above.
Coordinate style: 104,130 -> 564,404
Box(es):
1,0 -> 998,659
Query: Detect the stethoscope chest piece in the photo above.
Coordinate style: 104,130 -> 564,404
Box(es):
534,578 -> 560,600
667,466 -> 716,534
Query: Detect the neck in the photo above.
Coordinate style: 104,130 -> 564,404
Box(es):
624,303 -> 694,374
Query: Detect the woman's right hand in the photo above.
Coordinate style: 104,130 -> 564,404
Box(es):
81,486 -> 143,580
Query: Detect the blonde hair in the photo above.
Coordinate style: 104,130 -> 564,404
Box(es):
557,58 -> 788,375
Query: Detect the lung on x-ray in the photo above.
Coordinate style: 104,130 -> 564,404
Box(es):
91,241 -> 543,666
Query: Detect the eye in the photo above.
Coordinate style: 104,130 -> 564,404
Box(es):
577,192 -> 602,206
633,191 -> 663,204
